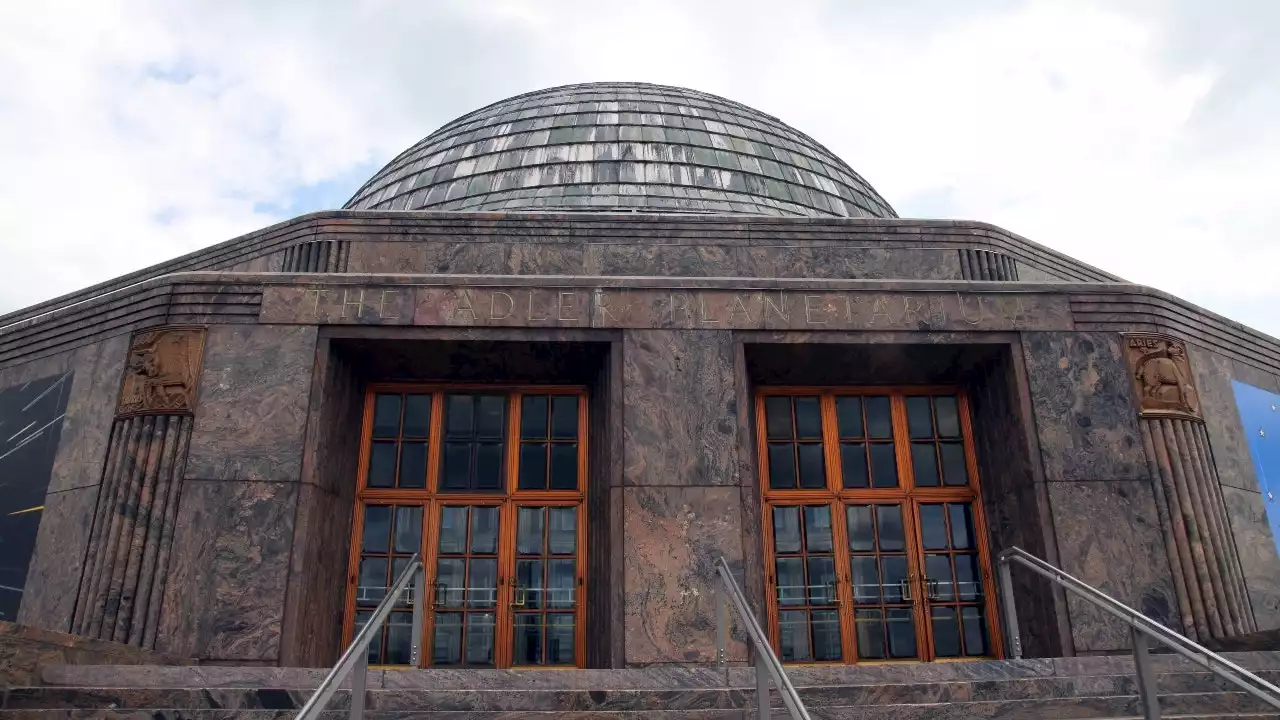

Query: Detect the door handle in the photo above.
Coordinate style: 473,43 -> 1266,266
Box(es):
512,585 -> 527,607
924,578 -> 941,601
898,578 -> 913,602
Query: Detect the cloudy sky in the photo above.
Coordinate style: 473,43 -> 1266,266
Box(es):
2,1 -> 1277,335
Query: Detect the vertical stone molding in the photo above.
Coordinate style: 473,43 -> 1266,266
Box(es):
281,240 -> 349,273
1127,333 -> 1254,640
72,327 -> 204,648
959,248 -> 1019,281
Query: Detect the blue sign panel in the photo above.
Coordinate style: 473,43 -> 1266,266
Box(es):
1234,380 -> 1280,556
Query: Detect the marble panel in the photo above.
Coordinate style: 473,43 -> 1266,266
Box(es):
185,325 -> 317,482
623,486 -> 746,665
344,240 -> 507,274
506,243 -> 586,275
47,334 -> 129,493
1232,359 -> 1280,395
1021,332 -> 1148,482
15,485 -> 98,632
1048,480 -> 1180,652
0,620 -> 189,690
622,330 -> 737,486
1222,485 -> 1280,631
1190,345 -> 1260,492
280,482 -> 353,667
155,480 -> 297,662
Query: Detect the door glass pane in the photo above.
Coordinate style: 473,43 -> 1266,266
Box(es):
881,556 -> 908,603
865,397 -> 892,438
551,396 -> 578,439
835,397 -> 863,437
855,609 -> 886,659
850,556 -> 880,603
949,504 -> 976,549
474,506 -> 501,553
363,506 -> 392,552
521,396 -> 548,439
956,554 -> 982,601
772,506 -> 802,554
768,444 -> 797,489
465,613 -> 496,665
803,506 -> 832,552
517,507 -> 544,555
403,394 -> 432,438
393,506 -> 422,553
549,443 -> 579,490
887,608 -> 918,659
919,504 -> 947,550
812,609 -> 842,661
437,506 -> 467,554
775,557 -> 805,606
386,612 -> 414,664
940,443 -> 968,486
399,442 -> 428,488
841,442 -> 869,488
906,397 -> 933,439
549,507 -> 577,554
846,505 -> 873,551
778,610 -> 812,662
765,397 -> 792,439
432,613 -> 463,664
935,396 -> 961,437
368,442 -> 397,488
926,554 -> 955,601
876,506 -> 905,551
807,557 -> 836,604
547,615 -> 576,665
373,394 -> 402,438
931,607 -> 961,658
912,443 -> 940,487
962,607 -> 991,657
869,443 -> 898,488
519,443 -> 547,490
798,443 -> 827,489
794,397 -> 821,439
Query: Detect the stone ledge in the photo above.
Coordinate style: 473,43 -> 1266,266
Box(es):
0,621 -> 194,690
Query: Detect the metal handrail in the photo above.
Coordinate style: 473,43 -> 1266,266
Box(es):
297,553 -> 426,720
713,556 -> 812,720
999,546 -> 1280,719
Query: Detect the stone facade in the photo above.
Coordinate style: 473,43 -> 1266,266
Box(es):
2,212 -> 1280,668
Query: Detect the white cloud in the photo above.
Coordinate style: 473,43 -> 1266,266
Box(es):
0,0 -> 1276,337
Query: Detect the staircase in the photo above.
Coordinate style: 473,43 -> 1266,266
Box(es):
4,652 -> 1280,719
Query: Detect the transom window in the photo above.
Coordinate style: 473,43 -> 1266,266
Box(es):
344,386 -> 586,669
757,388 -> 1002,664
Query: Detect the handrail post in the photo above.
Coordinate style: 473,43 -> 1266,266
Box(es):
997,555 -> 1022,660
411,565 -> 425,666
715,585 -> 727,667
755,658 -> 770,720
1132,626 -> 1161,720
349,649 -> 368,720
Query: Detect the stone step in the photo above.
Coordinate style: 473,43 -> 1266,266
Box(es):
34,650 -> 1280,691
0,706 -> 1277,720
6,674 -> 1279,713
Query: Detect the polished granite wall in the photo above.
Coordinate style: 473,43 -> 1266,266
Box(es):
5,280 -> 1280,667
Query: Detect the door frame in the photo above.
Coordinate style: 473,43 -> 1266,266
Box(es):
342,383 -> 589,669
754,385 -> 1004,664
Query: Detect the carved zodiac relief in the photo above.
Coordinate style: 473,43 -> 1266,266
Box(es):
1124,333 -> 1201,421
117,327 -> 206,416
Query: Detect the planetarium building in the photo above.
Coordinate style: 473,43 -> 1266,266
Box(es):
3,82 -> 1280,716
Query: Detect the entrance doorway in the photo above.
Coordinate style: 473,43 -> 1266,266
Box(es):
342,385 -> 587,668
755,388 -> 1003,663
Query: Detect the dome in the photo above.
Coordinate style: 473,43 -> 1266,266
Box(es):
344,82 -> 896,218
